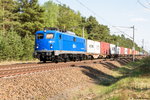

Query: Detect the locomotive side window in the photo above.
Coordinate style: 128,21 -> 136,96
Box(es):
59,35 -> 62,39
73,37 -> 76,42
46,33 -> 54,39
37,34 -> 44,39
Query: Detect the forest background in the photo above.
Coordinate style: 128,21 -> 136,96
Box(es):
0,0 -> 142,61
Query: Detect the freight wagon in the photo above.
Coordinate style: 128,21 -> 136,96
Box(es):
120,47 -> 125,56
100,42 -> 110,58
86,39 -> 100,59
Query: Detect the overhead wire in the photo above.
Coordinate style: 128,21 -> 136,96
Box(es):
137,0 -> 150,10
75,0 -> 133,39
54,0 -> 133,39
145,0 -> 150,5
55,0 -> 61,4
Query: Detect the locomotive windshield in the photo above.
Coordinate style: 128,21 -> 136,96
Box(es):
37,34 -> 44,39
46,33 -> 54,39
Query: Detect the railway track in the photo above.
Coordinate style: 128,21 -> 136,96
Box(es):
0,59 -> 109,78
0,56 -> 143,78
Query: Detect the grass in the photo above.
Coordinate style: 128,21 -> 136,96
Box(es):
0,59 -> 39,65
74,57 -> 150,100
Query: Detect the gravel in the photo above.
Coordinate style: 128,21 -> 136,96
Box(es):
0,60 -> 125,100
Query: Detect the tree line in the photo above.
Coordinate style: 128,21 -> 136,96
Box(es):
0,0 -> 142,61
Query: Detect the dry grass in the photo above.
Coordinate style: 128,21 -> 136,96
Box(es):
0,60 -> 39,65
74,57 -> 150,100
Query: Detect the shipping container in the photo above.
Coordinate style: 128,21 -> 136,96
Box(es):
87,39 -> 95,53
94,41 -> 100,54
86,40 -> 100,58
110,44 -> 116,54
135,51 -> 137,55
128,48 -> 132,55
117,47 -> 121,55
124,48 -> 128,55
100,42 -> 110,56
110,44 -> 121,55
120,47 -> 125,55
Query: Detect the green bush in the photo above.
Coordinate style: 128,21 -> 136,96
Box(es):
0,31 -> 34,61
21,36 -> 34,60
0,31 -> 22,60
139,57 -> 150,73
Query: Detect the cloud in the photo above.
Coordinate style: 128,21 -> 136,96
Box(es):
130,18 -> 148,22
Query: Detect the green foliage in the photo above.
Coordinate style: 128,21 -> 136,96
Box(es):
0,30 -> 34,61
21,36 -> 34,60
0,0 -> 20,31
119,57 -> 150,77
107,96 -> 120,100
138,57 -> 150,74
109,34 -> 141,51
17,0 -> 45,36
0,30 -> 23,61
0,0 -> 142,61
43,0 -> 59,27
57,5 -> 81,30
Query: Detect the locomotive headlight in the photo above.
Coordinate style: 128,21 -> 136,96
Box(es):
36,46 -> 39,48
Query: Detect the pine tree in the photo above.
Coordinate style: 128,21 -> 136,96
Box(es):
57,5 -> 81,31
85,16 -> 110,41
18,0 -> 45,37
0,0 -> 20,33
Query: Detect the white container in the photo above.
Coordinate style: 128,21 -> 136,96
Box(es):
87,39 -> 95,53
86,39 -> 101,58
117,47 -> 121,55
110,44 -> 116,54
94,41 -> 100,54
124,48 -> 128,54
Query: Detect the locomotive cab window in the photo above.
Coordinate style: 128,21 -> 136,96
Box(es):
37,34 -> 44,39
46,33 -> 54,39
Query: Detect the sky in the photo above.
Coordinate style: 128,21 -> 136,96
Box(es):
39,0 -> 150,52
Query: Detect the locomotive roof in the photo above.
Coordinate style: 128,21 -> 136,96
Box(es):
36,30 -> 85,39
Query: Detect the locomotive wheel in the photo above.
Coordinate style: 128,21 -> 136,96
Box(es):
64,58 -> 67,63
54,56 -> 59,63
79,55 -> 82,61
43,60 -> 46,63
40,57 -> 46,63
79,57 -> 82,61
55,60 -> 58,63
73,57 -> 76,62
63,55 -> 68,63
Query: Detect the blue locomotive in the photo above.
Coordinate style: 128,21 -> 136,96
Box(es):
33,28 -> 86,63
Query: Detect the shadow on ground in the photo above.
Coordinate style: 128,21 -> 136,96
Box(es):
71,58 -> 133,86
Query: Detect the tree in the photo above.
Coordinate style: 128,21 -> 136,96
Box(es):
43,0 -> 59,27
22,36 -> 34,60
0,30 -> 23,61
85,16 -> 110,41
0,0 -> 20,33
17,0 -> 45,37
57,5 -> 81,31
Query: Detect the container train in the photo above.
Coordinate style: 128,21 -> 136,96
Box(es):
33,28 -> 142,63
